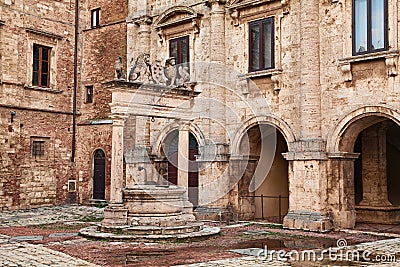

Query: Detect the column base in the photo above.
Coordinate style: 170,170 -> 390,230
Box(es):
101,203 -> 128,227
356,205 -> 400,224
283,211 -> 333,232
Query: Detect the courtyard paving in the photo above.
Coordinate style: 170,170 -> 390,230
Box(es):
0,205 -> 398,266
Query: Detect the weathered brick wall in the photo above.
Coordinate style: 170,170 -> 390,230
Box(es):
0,0 -> 75,210
74,0 -> 127,203
0,107 -> 73,210
79,0 -> 127,121
75,123 -> 112,203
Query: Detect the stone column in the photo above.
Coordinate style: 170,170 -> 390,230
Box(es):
178,128 -> 189,188
200,0 -> 228,161
282,0 -> 332,232
110,115 -> 125,204
299,0 -> 321,139
102,114 -> 128,228
359,123 -> 392,206
135,16 -> 152,55
327,153 -> 359,229
178,128 -> 194,213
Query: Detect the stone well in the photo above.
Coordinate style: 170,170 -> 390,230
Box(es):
80,185 -> 220,241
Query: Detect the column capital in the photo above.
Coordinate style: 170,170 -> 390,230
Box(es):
134,15 -> 152,26
206,0 -> 227,11
110,114 -> 127,127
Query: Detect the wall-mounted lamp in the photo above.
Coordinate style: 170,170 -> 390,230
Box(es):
10,111 -> 16,123
151,116 -> 155,122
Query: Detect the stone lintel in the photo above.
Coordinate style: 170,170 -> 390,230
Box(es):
283,211 -> 333,232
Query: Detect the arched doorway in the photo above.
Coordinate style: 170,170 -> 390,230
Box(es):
238,124 -> 289,222
351,119 -> 400,223
93,149 -> 106,200
162,130 -> 199,208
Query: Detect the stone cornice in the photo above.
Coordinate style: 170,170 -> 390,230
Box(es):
25,27 -> 64,40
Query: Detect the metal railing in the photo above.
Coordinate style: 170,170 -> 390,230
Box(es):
240,194 -> 289,223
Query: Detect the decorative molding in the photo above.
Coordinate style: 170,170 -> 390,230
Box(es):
25,27 -> 64,40
227,0 -> 286,10
338,50 -> 399,81
0,20 -> 5,26
245,68 -> 282,79
134,15 -> 152,26
270,73 -> 281,95
339,62 -> 352,82
230,9 -> 240,26
385,55 -> 398,77
24,85 -> 63,94
154,6 -> 203,30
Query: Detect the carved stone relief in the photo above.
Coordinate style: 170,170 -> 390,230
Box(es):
128,53 -> 190,86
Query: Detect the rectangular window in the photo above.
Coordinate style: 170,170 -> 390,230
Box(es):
32,44 -> 51,87
353,0 -> 388,55
86,85 -> 93,103
169,36 -> 189,65
31,141 -> 45,158
249,18 -> 274,72
91,8 -> 101,28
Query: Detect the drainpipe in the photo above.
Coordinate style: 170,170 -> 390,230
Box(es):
71,0 -> 79,164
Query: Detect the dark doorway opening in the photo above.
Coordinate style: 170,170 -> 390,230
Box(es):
188,133 -> 199,208
93,149 -> 106,200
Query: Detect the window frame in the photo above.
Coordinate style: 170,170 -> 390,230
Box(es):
31,140 -> 45,158
169,35 -> 190,65
32,44 -> 51,88
352,0 -> 389,56
248,17 -> 275,73
85,85 -> 93,103
91,8 -> 101,28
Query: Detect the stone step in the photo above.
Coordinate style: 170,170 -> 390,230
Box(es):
122,222 -> 204,235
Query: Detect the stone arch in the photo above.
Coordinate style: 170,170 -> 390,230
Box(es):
152,121 -> 206,157
327,105 -> 400,153
231,115 -> 296,155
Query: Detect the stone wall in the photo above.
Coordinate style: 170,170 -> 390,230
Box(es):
0,0 -> 75,210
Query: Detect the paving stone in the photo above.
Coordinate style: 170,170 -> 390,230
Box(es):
48,233 -> 79,238
9,236 -> 44,242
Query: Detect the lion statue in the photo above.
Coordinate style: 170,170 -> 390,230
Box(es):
128,53 -> 152,83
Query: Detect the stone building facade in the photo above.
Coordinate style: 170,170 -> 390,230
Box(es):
1,0 -> 400,231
